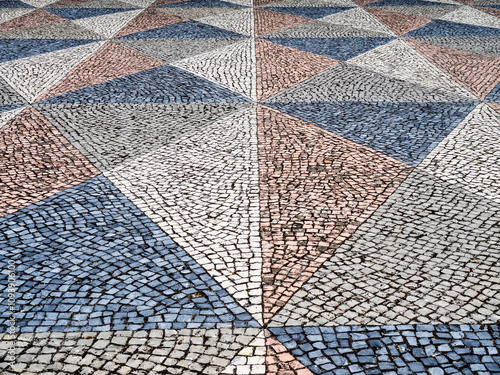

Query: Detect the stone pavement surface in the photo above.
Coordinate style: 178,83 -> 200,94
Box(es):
0,0 -> 499,374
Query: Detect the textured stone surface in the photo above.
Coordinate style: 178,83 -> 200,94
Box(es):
1,0 -> 500,373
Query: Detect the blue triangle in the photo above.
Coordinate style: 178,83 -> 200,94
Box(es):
0,0 -> 34,8
159,0 -> 245,8
0,104 -> 24,114
485,82 -> 500,102
265,101 -> 477,166
262,6 -> 353,19
262,37 -> 394,61
269,325 -> 499,375
116,20 -> 247,39
0,39 -> 99,63
39,65 -> 250,104
404,19 -> 500,37
366,0 -> 451,6
0,175 -> 259,333
45,7 -> 133,20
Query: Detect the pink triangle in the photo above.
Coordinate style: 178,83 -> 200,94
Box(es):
406,39 -> 500,100
0,106 -> 99,218
37,41 -> 165,101
0,9 -> 65,32
266,331 -> 314,375
364,7 -> 431,36
255,8 -> 311,37
258,105 -> 412,323
114,8 -> 186,37
256,38 -> 339,101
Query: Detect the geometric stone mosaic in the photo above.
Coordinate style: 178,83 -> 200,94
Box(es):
1,0 -> 499,373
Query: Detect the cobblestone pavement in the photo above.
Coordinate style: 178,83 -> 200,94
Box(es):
0,0 -> 499,374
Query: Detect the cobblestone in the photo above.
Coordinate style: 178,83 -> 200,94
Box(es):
0,0 -> 499,373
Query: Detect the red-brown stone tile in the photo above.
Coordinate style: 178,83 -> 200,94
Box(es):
256,38 -> 339,101
258,105 -> 413,322
0,107 -> 99,217
487,102 -> 500,115
364,7 -> 432,36
255,0 -> 284,6
0,9 -> 64,32
37,40 -> 165,101
406,39 -> 500,100
114,8 -> 186,37
255,8 -> 310,37
266,331 -> 314,375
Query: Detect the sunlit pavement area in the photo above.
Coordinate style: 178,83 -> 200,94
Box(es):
0,0 -> 500,373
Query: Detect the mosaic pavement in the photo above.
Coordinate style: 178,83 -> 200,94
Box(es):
0,0 -> 499,373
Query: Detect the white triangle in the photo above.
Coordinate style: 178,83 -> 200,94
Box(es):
265,0 -> 356,7
319,7 -> 395,36
72,9 -> 143,38
348,39 -> 475,99
105,106 -> 263,324
0,106 -> 25,130
419,103 -> 500,202
198,8 -> 253,36
118,0 -> 155,7
172,39 -> 256,100
0,41 -> 105,103
440,5 -> 500,29
0,8 -> 33,25
221,331 -> 266,375
20,0 -> 59,7
224,0 -> 253,5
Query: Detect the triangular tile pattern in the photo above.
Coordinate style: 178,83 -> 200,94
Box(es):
254,7 -> 310,36
71,8 -> 143,37
0,38 -> 99,63
106,106 -> 264,324
266,330 -> 314,375
255,38 -> 339,100
0,8 -> 34,26
419,103 -> 500,202
221,330 -> 267,374
113,7 -> 186,36
0,175 -> 259,332
0,106 -> 99,217
2,0 -> 500,372
0,19 -> 104,39
348,39 -> 474,98
319,6 -> 395,35
37,40 -> 164,101
405,38 -> 500,99
34,103 -> 245,170
266,101 -> 476,165
0,8 -> 64,31
264,63 -> 474,103
409,35 -> 500,57
38,64 -> 250,104
172,39 -> 256,100
197,7 -> 254,36
269,169 -> 500,327
116,37 -> 242,63
0,40 -> 105,103
364,6 -> 432,35
440,5 -> 500,29
257,105 -> 412,321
